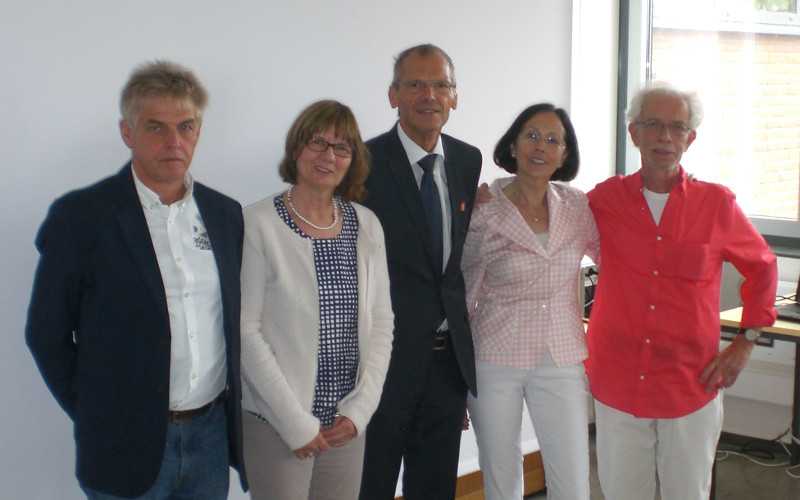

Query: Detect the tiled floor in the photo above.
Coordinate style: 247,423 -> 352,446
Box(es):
524,434 -> 800,500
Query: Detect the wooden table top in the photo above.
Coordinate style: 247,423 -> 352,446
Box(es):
720,302 -> 800,339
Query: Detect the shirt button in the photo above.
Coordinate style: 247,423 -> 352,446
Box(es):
645,338 -> 651,344
176,257 -> 182,263
542,304 -> 547,309
649,304 -> 655,311
656,235 -> 662,241
640,375 -> 645,380
191,373 -> 198,380
652,270 -> 659,276
183,292 -> 189,298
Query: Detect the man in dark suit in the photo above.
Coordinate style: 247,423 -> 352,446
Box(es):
359,44 -> 482,500
25,61 -> 247,499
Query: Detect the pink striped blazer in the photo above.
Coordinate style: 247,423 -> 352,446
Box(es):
462,177 -> 599,369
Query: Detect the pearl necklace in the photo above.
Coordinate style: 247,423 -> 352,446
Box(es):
286,187 -> 338,231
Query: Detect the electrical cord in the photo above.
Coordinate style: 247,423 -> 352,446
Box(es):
716,427 -> 800,479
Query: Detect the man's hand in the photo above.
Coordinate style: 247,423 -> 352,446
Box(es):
699,335 -> 755,393
293,432 -> 331,460
320,415 -> 357,447
475,183 -> 492,206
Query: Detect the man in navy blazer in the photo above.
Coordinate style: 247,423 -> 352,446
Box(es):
26,61 -> 247,499
359,44 -> 482,500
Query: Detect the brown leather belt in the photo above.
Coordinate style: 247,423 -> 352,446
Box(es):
433,332 -> 450,351
168,392 -> 225,423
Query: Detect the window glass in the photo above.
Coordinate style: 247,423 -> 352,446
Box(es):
650,0 -> 800,221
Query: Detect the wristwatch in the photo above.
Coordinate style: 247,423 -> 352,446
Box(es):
739,327 -> 762,342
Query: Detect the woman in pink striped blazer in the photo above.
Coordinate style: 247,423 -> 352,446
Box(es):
462,103 -> 599,500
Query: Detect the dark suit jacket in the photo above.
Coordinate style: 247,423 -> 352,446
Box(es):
362,126 -> 482,403
25,165 -> 247,497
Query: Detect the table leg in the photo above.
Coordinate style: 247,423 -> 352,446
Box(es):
793,343 -> 800,465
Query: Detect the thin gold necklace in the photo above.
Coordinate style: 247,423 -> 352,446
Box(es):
512,182 -> 547,222
286,187 -> 338,231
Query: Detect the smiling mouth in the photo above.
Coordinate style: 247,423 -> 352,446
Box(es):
314,165 -> 335,174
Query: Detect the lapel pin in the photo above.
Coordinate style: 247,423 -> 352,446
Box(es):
459,200 -> 466,212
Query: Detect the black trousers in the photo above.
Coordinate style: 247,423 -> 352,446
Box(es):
360,345 -> 468,500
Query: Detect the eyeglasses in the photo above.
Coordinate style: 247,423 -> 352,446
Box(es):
399,79 -> 456,94
523,130 -> 565,148
635,119 -> 692,137
307,137 -> 353,158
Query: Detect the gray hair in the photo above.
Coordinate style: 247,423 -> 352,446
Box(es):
626,81 -> 703,129
120,60 -> 208,126
391,43 -> 456,88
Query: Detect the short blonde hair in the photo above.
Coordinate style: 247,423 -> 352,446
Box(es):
120,60 -> 208,126
279,100 -> 370,202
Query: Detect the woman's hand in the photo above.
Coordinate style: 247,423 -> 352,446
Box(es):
320,415 -> 357,447
293,432 -> 331,460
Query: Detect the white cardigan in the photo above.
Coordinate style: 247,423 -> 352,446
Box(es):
240,194 -> 394,450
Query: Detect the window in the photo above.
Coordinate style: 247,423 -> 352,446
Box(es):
621,0 -> 800,243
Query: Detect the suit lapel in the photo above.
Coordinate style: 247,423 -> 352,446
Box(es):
194,184 -> 232,314
442,138 -> 467,264
543,183 -> 567,255
114,165 -> 169,314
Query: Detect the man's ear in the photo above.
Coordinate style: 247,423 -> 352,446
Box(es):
120,119 -> 133,149
685,129 -> 697,151
388,85 -> 399,109
628,122 -> 640,149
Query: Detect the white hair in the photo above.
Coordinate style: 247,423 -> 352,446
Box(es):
626,81 -> 704,129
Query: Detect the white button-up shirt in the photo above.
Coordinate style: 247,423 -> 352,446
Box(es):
133,171 -> 227,411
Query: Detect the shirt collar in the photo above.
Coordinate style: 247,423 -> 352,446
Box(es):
627,165 -> 688,197
132,167 -> 194,211
396,122 -> 445,167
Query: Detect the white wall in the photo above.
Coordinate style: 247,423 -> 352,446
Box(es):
1,1 -> 575,498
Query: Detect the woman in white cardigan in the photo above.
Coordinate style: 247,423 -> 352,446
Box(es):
240,100 -> 394,500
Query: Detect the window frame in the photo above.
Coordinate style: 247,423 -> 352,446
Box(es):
619,0 -> 800,253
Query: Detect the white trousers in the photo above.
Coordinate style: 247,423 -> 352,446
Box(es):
594,394 -> 723,500
242,412 -> 366,500
467,356 -> 591,500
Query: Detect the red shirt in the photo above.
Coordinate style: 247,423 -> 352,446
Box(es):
586,168 -> 777,418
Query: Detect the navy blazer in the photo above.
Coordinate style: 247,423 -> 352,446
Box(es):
362,126 -> 482,401
25,165 -> 247,497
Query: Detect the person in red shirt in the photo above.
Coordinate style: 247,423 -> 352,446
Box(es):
586,82 -> 778,500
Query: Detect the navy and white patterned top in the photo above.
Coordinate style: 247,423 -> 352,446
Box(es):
274,195 -> 360,427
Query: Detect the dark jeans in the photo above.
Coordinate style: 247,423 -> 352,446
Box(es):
83,402 -> 229,500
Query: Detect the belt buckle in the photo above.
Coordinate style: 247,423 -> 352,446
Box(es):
433,333 -> 448,351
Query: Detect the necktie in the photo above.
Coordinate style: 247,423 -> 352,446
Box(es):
418,154 -> 443,274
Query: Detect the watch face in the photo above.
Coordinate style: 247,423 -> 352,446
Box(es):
745,329 -> 760,341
